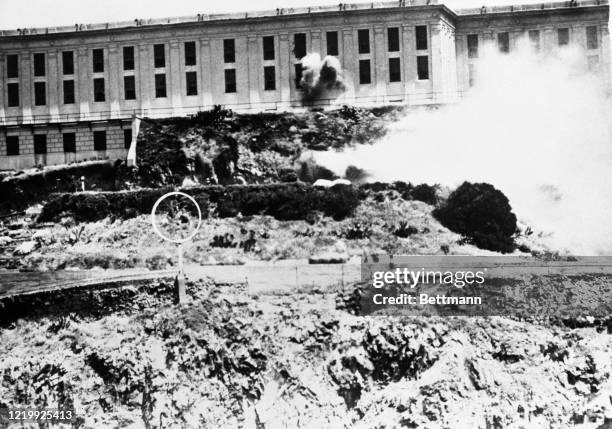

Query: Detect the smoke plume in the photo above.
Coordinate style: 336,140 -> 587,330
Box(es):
300,53 -> 346,101
314,40 -> 612,254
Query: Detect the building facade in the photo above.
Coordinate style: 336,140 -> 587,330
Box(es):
0,0 -> 609,170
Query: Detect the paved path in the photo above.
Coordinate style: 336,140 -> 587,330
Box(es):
0,260 -> 362,299
2,257 -> 612,300
0,269 -> 177,298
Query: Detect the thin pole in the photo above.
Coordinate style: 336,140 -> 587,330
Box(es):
175,243 -> 187,304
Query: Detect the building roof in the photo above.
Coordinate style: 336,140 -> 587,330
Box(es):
457,0 -> 608,15
0,0 -> 607,38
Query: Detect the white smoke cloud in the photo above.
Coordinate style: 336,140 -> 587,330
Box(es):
314,40 -> 612,254
300,53 -> 346,101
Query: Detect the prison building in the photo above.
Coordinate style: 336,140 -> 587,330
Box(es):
0,0 -> 609,170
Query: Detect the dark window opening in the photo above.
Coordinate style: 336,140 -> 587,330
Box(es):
62,51 -> 74,75
417,55 -> 429,80
389,57 -> 401,82
34,81 -> 46,106
63,133 -> 76,153
63,80 -> 75,104
263,36 -> 275,60
528,30 -> 540,52
223,39 -> 235,63
558,28 -> 569,46
326,31 -> 338,56
264,66 -> 276,91
155,74 -> 166,98
154,44 -> 165,68
34,53 -> 45,76
359,59 -> 371,84
185,41 -> 197,66
93,78 -> 105,102
124,75 -> 136,100
34,134 -> 47,155
498,32 -> 510,53
416,26 -> 428,50
92,48 -> 104,72
124,129 -> 132,149
358,29 -> 370,54
186,71 -> 198,96
388,27 -> 400,52
7,83 -> 19,107
294,63 -> 303,88
467,34 -> 479,58
586,26 -> 598,50
7,54 -> 18,78
224,69 -> 236,93
123,46 -> 135,70
294,33 -> 306,59
93,131 -> 107,151
6,136 -> 19,156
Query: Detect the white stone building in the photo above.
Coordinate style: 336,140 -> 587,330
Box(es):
0,0 -> 609,170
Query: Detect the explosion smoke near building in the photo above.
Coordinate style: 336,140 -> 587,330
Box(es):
299,53 -> 346,101
314,41 -> 612,254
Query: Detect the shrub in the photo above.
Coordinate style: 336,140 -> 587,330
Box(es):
410,183 -> 438,205
297,159 -> 338,183
392,221 -> 419,238
40,183 -> 360,223
433,182 -> 517,253
190,105 -> 233,128
278,168 -> 298,183
0,160 -> 118,216
358,181 -> 438,205
344,221 -> 372,240
210,233 -> 238,248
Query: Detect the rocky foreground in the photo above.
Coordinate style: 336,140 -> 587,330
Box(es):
1,278 -> 611,428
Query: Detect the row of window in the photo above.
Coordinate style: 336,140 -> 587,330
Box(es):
4,70 -> 201,107
5,54 -> 431,107
5,27 -> 430,79
5,25 -> 598,81
355,56 -> 429,84
5,43 -> 196,79
467,25 -> 599,58
286,26 -> 427,59
4,129 -> 132,156
4,27 -> 430,105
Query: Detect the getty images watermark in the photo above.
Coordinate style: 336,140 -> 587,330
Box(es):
359,255 -> 612,317
372,266 -> 486,306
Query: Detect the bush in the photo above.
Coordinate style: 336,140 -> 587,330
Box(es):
410,183 -> 438,205
0,160 -> 118,216
358,181 -> 438,206
40,183 -> 360,223
344,221 -> 372,240
190,105 -> 233,128
278,168 -> 298,183
433,182 -> 517,253
297,159 -> 338,183
392,221 -> 419,238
